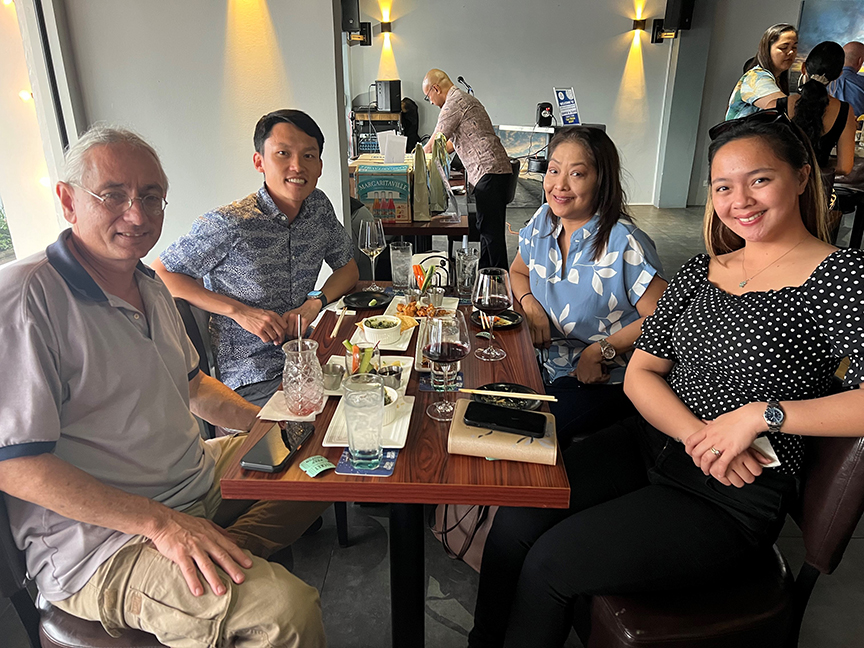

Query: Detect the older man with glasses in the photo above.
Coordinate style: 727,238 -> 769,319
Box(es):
0,126 -> 326,647
422,68 -> 513,269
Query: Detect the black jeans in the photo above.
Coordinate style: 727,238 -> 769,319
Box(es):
545,377 -> 636,447
468,417 -> 795,648
473,172 -> 511,269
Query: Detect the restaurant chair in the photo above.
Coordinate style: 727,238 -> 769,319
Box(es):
172,298 -> 351,547
833,186 -> 864,249
574,434 -> 864,648
0,495 -> 165,648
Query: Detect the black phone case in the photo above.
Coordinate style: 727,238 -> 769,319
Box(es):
240,421 -> 314,473
463,401 -> 546,438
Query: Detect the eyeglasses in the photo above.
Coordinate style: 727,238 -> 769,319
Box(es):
707,108 -> 791,141
73,184 -> 168,217
423,90 -> 431,103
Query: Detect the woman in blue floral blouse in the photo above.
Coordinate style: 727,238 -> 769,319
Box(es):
511,126 -> 667,443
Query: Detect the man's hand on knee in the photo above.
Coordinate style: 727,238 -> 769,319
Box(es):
147,506 -> 254,597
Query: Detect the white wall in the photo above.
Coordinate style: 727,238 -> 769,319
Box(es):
687,0 -> 801,205
348,0 -> 671,204
60,0 -> 349,263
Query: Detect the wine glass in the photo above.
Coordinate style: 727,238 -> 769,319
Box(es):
423,311 -> 471,421
471,267 -> 512,361
359,218 -> 387,292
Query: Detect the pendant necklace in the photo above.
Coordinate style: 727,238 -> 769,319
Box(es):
739,237 -> 807,288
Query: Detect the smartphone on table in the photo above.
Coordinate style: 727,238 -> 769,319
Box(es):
240,421 -> 314,473
463,401 -> 546,439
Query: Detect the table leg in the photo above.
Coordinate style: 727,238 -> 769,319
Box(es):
389,503 -> 425,648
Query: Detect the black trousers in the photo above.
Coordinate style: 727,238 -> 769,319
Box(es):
473,172 -> 511,269
468,417 -> 795,648
545,377 -> 636,447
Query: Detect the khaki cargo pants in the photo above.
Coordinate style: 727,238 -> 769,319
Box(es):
54,434 -> 329,648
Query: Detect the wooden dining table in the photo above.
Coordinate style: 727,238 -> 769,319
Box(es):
220,286 -> 570,647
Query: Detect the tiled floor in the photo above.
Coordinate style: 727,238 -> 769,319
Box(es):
2,186 -> 862,646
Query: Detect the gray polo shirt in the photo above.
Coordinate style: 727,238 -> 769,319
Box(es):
0,231 -> 216,601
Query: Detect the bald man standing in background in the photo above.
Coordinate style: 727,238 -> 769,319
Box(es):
830,42 -> 864,118
423,69 -> 513,269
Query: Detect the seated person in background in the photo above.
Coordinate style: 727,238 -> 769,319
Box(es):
154,109 -> 358,407
0,126 -> 327,647
829,41 -> 864,118
511,126 -> 667,444
726,23 -> 797,120
469,111 -> 864,648
780,41 -> 857,177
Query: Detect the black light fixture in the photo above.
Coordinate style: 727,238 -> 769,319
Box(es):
380,21 -> 392,33
651,18 -> 678,43
632,18 -> 647,31
347,21 -> 372,46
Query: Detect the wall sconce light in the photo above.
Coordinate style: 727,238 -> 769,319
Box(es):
651,18 -> 678,43
632,19 -> 646,31
380,21 -> 392,33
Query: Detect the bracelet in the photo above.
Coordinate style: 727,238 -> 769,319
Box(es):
516,292 -> 531,306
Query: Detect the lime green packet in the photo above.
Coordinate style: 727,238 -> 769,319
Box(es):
299,455 -> 336,477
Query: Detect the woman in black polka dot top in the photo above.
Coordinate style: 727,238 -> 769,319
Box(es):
468,111 -> 864,648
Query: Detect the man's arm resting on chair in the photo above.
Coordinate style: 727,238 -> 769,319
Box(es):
189,370 -> 260,430
0,453 -> 253,597
152,258 -> 289,345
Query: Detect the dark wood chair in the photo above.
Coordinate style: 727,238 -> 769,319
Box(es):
0,496 -> 165,648
173,298 -> 351,548
575,435 -> 864,648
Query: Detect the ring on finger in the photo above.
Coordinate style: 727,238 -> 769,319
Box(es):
710,447 -> 722,457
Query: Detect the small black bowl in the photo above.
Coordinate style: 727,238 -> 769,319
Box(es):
469,309 -> 523,330
471,382 -> 542,411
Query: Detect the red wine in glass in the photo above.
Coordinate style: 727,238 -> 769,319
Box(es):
423,341 -> 470,364
471,268 -> 512,361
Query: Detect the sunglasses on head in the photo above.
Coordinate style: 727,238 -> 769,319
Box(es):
707,108 -> 791,141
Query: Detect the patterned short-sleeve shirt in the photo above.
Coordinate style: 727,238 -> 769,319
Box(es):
637,251 -> 864,476
726,67 -> 782,120
519,205 -> 663,383
433,86 -> 512,185
159,185 -> 354,389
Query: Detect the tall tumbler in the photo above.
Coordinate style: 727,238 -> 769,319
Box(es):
343,374 -> 384,469
282,339 -> 324,417
455,247 -> 480,297
390,241 -> 413,290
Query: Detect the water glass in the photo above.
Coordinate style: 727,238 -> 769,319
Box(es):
455,248 -> 480,297
343,374 -> 384,469
390,241 -> 413,290
282,339 -> 324,416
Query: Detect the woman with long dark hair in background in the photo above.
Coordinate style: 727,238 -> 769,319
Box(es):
726,24 -> 798,120
780,40 -> 857,177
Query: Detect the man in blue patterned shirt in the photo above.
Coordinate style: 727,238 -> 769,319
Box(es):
155,110 -> 358,405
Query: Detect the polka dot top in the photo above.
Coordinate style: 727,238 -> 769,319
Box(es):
637,250 -> 864,476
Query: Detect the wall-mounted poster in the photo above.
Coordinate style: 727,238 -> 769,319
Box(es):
553,87 -> 581,125
797,1 -> 864,67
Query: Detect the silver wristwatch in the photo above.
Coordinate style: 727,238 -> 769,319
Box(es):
598,339 -> 617,361
763,401 -> 785,433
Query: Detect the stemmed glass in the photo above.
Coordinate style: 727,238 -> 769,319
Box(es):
471,267 -> 512,361
423,311 -> 471,421
359,218 -> 387,292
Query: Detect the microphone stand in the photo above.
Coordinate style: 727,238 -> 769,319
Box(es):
457,76 -> 474,96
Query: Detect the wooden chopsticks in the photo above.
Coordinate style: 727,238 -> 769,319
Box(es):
329,306 -> 348,338
458,388 -> 557,403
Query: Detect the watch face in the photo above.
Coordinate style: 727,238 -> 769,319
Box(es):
764,406 -> 784,426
